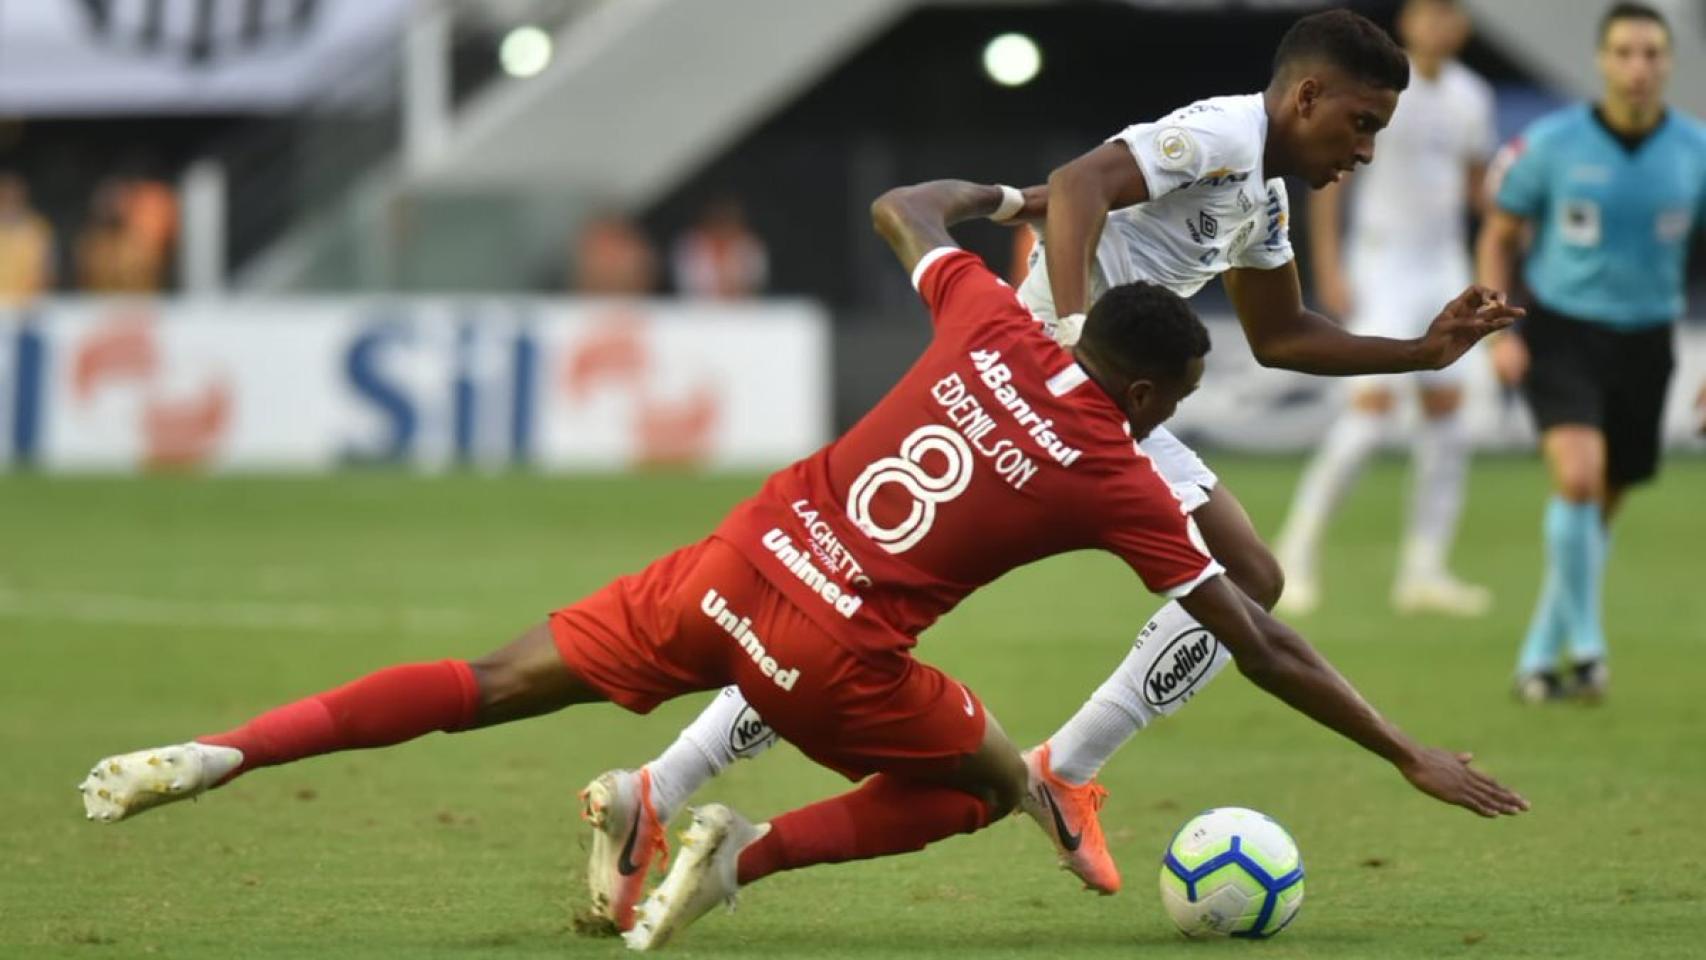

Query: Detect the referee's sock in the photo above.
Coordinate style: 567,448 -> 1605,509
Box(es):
1516,563 -> 1567,677
1537,497 -> 1606,667
1555,498 -> 1608,663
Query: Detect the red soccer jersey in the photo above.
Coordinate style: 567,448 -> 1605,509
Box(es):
714,247 -> 1221,655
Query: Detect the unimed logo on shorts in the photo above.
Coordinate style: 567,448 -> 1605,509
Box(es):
701,589 -> 800,691
1142,628 -> 1219,708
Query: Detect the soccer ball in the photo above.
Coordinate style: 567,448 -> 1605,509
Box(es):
1158,807 -> 1305,939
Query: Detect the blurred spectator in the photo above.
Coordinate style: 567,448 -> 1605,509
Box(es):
0,173 -> 55,306
76,178 -> 168,293
670,198 -> 768,299
572,212 -> 659,296
122,176 -> 179,263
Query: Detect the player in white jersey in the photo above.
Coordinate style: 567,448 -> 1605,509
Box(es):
1275,0 -> 1498,617
575,11 -> 1523,926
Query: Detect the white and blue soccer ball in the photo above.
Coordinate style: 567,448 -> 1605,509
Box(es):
1158,807 -> 1305,939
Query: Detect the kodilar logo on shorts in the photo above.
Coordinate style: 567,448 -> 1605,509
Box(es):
1143,628 -> 1219,707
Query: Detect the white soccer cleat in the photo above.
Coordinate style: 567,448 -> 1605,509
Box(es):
581,768 -> 669,932
1392,574 -> 1492,617
78,742 -> 242,823
622,803 -> 768,952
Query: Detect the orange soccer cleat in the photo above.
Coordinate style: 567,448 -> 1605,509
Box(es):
1020,742 -> 1121,894
580,767 -> 670,932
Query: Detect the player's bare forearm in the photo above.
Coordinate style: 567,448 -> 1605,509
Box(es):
870,181 -> 1007,275
1043,143 -> 1150,317
1180,579 -> 1528,817
1225,266 -> 1429,374
1179,579 -> 1418,766
1227,264 -> 1520,374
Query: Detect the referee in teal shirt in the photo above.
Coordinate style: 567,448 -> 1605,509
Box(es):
1477,2 -> 1706,703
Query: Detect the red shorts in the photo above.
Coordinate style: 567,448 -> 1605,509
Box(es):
549,536 -> 986,781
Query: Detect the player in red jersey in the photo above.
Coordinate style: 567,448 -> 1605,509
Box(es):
77,179 -> 1525,951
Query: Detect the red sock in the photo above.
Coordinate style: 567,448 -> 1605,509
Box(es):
736,774 -> 991,885
198,659 -> 480,783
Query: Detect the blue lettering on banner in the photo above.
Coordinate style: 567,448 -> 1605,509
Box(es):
342,316 -> 418,465
8,316 -> 46,465
341,304 -> 539,466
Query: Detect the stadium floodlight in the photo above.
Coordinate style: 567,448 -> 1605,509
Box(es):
982,32 -> 1041,87
500,25 -> 553,79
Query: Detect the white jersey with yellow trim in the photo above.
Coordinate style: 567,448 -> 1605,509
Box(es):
1020,92 -> 1295,327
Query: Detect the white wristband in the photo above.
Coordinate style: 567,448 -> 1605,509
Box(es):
1055,312 -> 1087,347
989,184 -> 1025,223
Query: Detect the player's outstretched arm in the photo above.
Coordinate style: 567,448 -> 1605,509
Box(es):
1043,143 -> 1151,319
1223,262 -> 1523,375
870,180 -> 1035,275
1177,577 -> 1529,819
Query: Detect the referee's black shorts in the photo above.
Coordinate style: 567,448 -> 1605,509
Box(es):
1519,302 -> 1675,488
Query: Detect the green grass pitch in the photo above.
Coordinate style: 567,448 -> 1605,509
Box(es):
2,457 -> 1703,958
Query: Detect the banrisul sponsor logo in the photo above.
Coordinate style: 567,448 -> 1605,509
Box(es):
1143,628 -> 1219,707
727,705 -> 776,757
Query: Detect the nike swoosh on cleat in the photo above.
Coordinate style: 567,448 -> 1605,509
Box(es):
616,809 -> 645,876
1040,786 -> 1082,852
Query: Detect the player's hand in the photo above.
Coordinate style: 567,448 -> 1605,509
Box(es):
1420,285 -> 1525,370
1316,270 -> 1354,323
1694,383 -> 1706,437
1398,747 -> 1529,818
1492,333 -> 1529,388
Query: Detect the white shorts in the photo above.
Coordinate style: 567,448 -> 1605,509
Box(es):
1347,244 -> 1470,389
1018,267 -> 1218,513
1138,426 -> 1218,513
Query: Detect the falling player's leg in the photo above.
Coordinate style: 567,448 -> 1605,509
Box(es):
1274,384 -> 1390,615
1393,382 -> 1492,616
78,624 -> 607,823
626,662 -> 1024,951
80,539 -> 720,826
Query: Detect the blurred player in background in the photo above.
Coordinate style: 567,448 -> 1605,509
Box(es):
1274,0 -> 1497,618
1477,2 -> 1706,703
586,8 -> 1523,921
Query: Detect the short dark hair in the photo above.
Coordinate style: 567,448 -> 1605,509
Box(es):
1598,2 -> 1669,46
1271,9 -> 1410,93
1080,282 -> 1210,383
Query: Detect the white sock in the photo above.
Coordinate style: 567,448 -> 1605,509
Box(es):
1277,409 -> 1385,579
643,686 -> 774,822
191,742 -> 243,784
1402,414 -> 1469,581
1047,601 -> 1231,784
